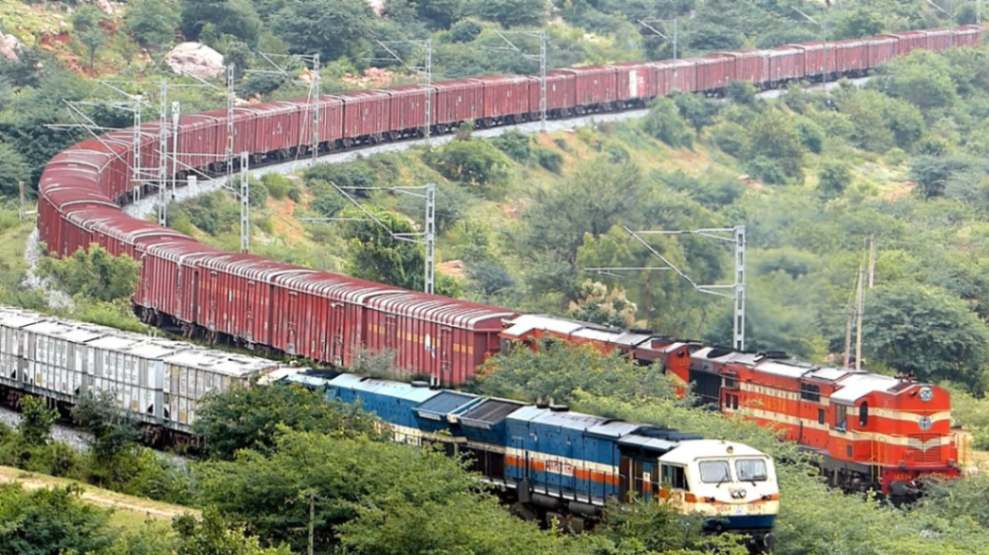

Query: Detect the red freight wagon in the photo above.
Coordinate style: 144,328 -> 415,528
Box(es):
432,79 -> 483,128
286,95 -> 345,148
833,39 -> 869,72
693,54 -> 735,91
790,41 -> 835,79
654,59 -> 697,95
339,90 -> 391,142
925,29 -> 955,51
528,71 -> 576,116
721,50 -> 769,86
955,25 -> 983,46
173,114 -> 223,169
38,188 -> 115,256
138,241 -> 221,324
201,107 -> 260,162
767,47 -> 804,83
867,36 -> 898,68
252,101 -> 302,155
883,31 -> 928,55
272,272 -> 398,363
561,66 -> 618,108
613,62 -> 657,103
476,75 -> 530,124
363,292 -> 516,385
383,85 -> 429,136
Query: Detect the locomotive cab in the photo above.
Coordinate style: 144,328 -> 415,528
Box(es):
659,440 -> 779,541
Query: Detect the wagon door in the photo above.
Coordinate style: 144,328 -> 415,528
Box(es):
619,453 -> 632,501
285,291 -> 300,355
440,327 -> 453,381
245,281 -> 256,343
331,303 -> 345,365
206,271 -> 219,330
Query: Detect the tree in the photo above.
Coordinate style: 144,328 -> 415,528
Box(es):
910,155 -> 974,198
180,0 -> 262,46
745,109 -> 805,183
818,160 -> 852,198
0,142 -> 30,198
38,245 -> 140,302
862,284 -> 989,389
271,0 -> 373,62
124,0 -> 180,51
17,396 -> 56,447
424,139 -> 510,189
0,484 -> 115,555
193,384 -> 379,460
173,508 -> 291,555
642,97 -> 693,147
72,391 -> 142,487
196,430 -> 562,553
475,0 -> 546,27
567,280 -> 641,329
830,6 -> 885,39
477,340 -> 678,404
71,6 -> 108,72
342,206 -> 425,290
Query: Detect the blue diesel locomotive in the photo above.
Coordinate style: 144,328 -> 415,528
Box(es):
285,372 -> 779,540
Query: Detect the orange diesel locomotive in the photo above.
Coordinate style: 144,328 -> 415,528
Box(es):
502,316 -> 959,498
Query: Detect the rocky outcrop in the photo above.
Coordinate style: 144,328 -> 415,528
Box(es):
165,42 -> 225,80
0,32 -> 23,62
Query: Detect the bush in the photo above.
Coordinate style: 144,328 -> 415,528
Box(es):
710,121 -> 748,157
248,179 -> 268,208
726,81 -> 757,105
424,139 -> 510,188
261,173 -> 295,200
910,155 -> 975,198
449,18 -> 482,42
303,161 -> 376,198
643,98 -> 693,148
309,180 -> 347,217
535,147 -> 562,174
747,156 -> 788,185
673,92 -> 719,131
796,119 -> 825,154
490,130 -> 531,162
818,161 -> 852,198
38,246 -> 140,303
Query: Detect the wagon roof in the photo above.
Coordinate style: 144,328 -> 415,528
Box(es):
508,404 -> 610,431
457,397 -> 525,429
145,240 -> 222,260
161,348 -> 284,377
276,270 -> 400,302
0,307 -> 46,330
366,292 -> 515,329
22,318 -> 110,344
830,373 -> 902,403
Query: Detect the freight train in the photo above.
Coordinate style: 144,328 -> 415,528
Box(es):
0,305 -> 780,544
36,26 -> 980,498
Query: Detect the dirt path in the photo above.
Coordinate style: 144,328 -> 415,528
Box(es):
0,465 -> 198,521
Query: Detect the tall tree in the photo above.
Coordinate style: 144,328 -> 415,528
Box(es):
71,6 -> 108,72
124,0 -> 181,51
271,0 -> 373,61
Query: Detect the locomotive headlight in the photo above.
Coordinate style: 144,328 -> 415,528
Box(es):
918,416 -> 933,431
919,386 -> 933,402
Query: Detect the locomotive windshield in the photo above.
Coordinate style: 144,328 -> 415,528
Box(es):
736,458 -> 768,482
698,460 -> 732,483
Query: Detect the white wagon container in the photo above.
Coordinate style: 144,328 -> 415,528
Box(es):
0,308 -> 45,386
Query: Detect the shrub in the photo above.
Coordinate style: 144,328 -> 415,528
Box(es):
796,119 -> 825,154
424,139 -> 509,187
262,173 -> 294,200
303,161 -> 376,198
309,180 -> 347,217
710,121 -> 748,157
747,156 -> 788,185
818,161 -> 852,198
248,179 -> 268,208
535,147 -> 562,174
490,131 -> 531,162
643,98 -> 693,148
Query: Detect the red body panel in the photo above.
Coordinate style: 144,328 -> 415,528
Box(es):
693,55 -> 735,91
384,86 -> 429,132
721,51 -> 769,85
476,75 -> 530,120
654,59 -> 697,94
253,102 -> 302,153
528,71 -> 577,113
833,39 -> 869,72
560,66 -> 618,107
954,25 -> 984,47
925,29 -> 955,51
340,91 -> 391,139
867,37 -> 898,68
883,32 -> 928,55
791,41 -> 836,77
612,62 -> 658,101
432,79 -> 483,126
767,47 -> 805,82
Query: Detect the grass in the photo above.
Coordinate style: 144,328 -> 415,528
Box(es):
0,465 -> 197,533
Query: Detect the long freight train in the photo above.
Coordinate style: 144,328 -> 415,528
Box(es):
0,306 -> 780,544
36,26 -> 979,498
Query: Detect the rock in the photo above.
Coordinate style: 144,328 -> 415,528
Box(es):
165,42 -> 225,80
95,0 -> 115,15
0,32 -> 22,62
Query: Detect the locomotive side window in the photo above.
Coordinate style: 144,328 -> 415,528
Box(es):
800,383 -> 820,402
661,464 -> 688,490
835,405 -> 848,430
858,402 -> 868,426
817,408 -> 825,425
